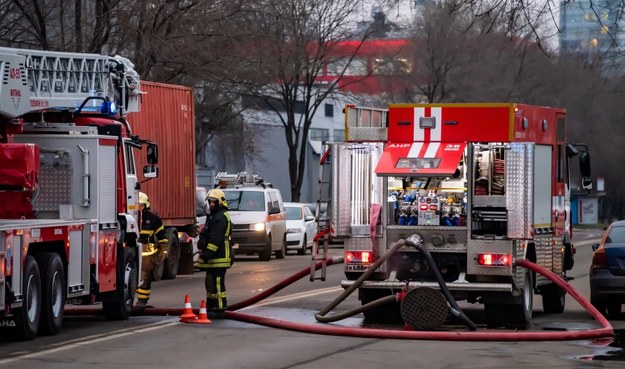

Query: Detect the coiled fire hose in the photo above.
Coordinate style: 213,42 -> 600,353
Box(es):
314,234 -> 477,331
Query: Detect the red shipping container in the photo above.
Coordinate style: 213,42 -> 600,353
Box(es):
127,81 -> 196,227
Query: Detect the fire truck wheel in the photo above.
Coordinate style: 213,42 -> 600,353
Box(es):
162,229 -> 180,280
36,253 -> 66,336
541,283 -> 565,314
563,243 -> 574,271
275,236 -> 286,259
10,255 -> 41,341
484,303 -> 506,328
103,249 -> 137,320
504,269 -> 533,329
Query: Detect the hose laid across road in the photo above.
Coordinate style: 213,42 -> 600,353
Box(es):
65,250 -> 614,341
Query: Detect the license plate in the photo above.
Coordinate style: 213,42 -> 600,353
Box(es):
233,243 -> 239,249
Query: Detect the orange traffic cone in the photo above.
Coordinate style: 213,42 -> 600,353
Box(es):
194,300 -> 212,324
179,294 -> 197,322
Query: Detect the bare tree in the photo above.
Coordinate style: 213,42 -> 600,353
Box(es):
220,0 -> 375,201
0,0 -> 123,52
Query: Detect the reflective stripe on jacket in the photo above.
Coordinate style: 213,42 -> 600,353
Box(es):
139,210 -> 167,244
197,207 -> 233,269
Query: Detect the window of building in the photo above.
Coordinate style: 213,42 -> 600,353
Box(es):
333,129 -> 345,142
372,57 -> 412,75
327,57 -> 367,76
325,103 -> 334,117
310,128 -> 329,141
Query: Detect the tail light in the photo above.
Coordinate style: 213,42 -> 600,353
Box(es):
477,253 -> 511,267
591,247 -> 608,270
345,250 -> 373,264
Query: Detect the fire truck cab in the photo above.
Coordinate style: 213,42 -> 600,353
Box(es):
326,103 -> 591,328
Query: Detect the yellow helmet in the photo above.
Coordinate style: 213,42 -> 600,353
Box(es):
138,191 -> 150,208
206,188 -> 228,208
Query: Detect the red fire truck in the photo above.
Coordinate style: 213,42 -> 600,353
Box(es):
0,47 -> 158,340
315,103 -> 592,328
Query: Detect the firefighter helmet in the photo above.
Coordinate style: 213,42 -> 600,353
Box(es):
206,188 -> 228,208
138,191 -> 150,208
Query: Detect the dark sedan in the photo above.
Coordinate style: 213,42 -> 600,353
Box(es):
590,220 -> 625,318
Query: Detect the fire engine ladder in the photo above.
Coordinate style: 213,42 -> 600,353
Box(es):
310,143 -> 333,282
0,46 -> 142,118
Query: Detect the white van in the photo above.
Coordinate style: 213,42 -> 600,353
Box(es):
222,186 -> 287,261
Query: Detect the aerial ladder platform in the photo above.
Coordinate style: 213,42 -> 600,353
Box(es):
0,46 -> 142,119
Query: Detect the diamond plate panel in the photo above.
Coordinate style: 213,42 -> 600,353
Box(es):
347,127 -> 387,142
32,161 -> 73,212
506,143 -> 533,238
513,240 -> 527,288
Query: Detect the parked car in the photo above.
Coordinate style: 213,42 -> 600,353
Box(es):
590,220 -> 625,318
285,202 -> 317,255
223,186 -> 287,261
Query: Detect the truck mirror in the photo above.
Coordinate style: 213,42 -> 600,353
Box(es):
143,164 -> 159,179
146,143 -> 158,164
579,150 -> 591,177
581,177 -> 593,191
565,143 -> 579,157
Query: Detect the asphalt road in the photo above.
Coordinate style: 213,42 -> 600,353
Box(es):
1,227 -> 624,368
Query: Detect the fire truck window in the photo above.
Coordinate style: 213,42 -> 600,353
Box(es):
124,143 -> 136,175
557,144 -> 564,182
396,158 -> 441,169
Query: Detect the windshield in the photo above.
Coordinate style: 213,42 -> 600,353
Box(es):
285,206 -> 303,220
607,225 -> 625,243
223,191 -> 265,211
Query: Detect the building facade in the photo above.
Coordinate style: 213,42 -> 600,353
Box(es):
560,0 -> 625,72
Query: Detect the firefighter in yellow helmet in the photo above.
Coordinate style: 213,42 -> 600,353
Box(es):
196,188 -> 233,318
136,191 -> 167,308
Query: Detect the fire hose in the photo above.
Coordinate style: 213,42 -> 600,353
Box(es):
314,234 -> 476,330
65,238 -> 614,341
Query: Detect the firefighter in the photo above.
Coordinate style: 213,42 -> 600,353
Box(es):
196,188 -> 233,319
136,191 -> 168,308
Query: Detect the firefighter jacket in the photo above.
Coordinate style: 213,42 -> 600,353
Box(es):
140,209 -> 167,255
197,206 -> 233,269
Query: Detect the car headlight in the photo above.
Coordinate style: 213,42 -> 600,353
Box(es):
250,223 -> 265,231
287,228 -> 303,234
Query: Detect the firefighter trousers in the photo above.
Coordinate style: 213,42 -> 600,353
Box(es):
205,268 -> 227,311
137,253 -> 159,302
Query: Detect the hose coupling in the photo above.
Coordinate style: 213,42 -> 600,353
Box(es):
406,234 -> 423,248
